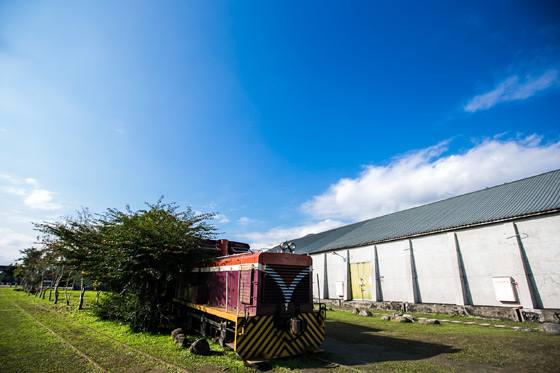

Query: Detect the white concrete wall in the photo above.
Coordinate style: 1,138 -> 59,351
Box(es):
348,246 -> 373,263
311,212 -> 560,310
515,214 -> 560,309
311,253 -> 325,299
376,240 -> 413,303
410,233 -> 459,304
325,250 -> 349,300
457,224 -> 527,307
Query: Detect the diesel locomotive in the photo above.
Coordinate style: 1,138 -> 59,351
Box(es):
174,239 -> 326,361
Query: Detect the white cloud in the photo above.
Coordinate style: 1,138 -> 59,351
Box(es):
24,189 -> 63,210
237,219 -> 345,251
0,228 -> 35,264
464,70 -> 559,112
3,186 -> 27,196
215,214 -> 230,224
302,136 -> 560,222
238,216 -> 259,227
1,175 -> 63,210
237,136 -> 560,249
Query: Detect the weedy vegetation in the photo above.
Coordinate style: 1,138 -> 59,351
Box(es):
2,289 -> 560,372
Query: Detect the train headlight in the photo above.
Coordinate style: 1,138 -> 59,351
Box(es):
280,241 -> 296,253
289,242 -> 296,252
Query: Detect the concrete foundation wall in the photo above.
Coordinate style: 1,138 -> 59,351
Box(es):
318,298 -> 560,323
311,212 -> 560,318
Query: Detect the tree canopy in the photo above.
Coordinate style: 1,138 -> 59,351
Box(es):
27,199 -> 217,331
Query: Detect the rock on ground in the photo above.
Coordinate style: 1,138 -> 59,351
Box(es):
418,318 -> 440,324
174,334 -> 187,347
392,316 -> 412,323
513,327 -> 533,332
171,328 -> 183,339
538,323 -> 560,335
190,338 -> 210,355
402,314 -> 417,322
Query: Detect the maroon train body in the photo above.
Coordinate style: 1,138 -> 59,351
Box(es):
174,239 -> 325,361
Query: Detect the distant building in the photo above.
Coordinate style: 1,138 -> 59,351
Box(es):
287,170 -> 560,322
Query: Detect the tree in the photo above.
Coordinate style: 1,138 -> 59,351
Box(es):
34,208 -> 95,308
17,247 -> 43,295
0,264 -> 16,284
92,200 -> 217,330
33,199 -> 217,331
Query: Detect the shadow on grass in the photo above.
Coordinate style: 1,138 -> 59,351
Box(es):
268,320 -> 460,371
318,319 -> 459,367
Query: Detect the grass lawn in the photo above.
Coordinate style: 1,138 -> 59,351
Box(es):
322,307 -> 560,372
1,287 -> 559,372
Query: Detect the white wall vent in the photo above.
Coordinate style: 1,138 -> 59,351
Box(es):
492,276 -> 517,302
336,281 -> 344,298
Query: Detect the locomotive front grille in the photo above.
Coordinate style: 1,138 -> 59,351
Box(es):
263,264 -> 311,304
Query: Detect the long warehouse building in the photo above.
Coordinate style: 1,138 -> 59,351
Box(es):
286,170 -> 560,322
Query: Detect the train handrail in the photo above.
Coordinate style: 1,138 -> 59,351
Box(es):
314,302 -> 327,321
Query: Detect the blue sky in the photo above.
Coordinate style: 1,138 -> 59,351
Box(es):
1,1 -> 560,263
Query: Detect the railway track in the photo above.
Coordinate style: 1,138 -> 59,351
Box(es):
8,298 -> 191,372
5,294 -> 354,372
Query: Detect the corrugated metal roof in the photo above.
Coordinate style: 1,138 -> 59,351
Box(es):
289,170 -> 560,254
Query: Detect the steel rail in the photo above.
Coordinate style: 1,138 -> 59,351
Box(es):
10,301 -> 107,372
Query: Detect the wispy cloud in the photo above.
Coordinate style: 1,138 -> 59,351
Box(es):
464,70 -> 559,112
24,189 -> 63,210
0,228 -> 35,264
237,217 -> 253,227
215,214 -> 230,223
237,219 -> 345,251
1,175 -> 63,211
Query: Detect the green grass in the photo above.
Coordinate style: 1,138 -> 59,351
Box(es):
1,288 -> 333,372
3,288 -> 560,372
324,308 -> 560,372
1,288 -> 250,372
0,291 -> 99,372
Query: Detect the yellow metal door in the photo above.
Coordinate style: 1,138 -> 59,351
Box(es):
350,262 -> 372,300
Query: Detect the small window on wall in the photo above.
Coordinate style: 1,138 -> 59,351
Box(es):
492,277 -> 518,302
